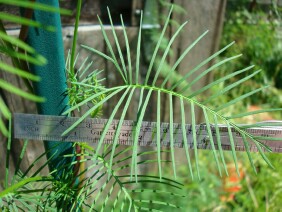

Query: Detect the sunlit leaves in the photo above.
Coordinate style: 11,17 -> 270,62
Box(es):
1,3 -> 280,210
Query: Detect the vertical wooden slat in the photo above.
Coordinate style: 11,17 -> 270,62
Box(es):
170,0 -> 226,165
131,0 -> 144,26
171,0 -> 226,123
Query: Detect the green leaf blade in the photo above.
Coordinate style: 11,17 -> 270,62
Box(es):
191,102 -> 200,179
0,79 -> 45,102
203,69 -> 262,104
180,97 -> 193,179
228,108 -> 282,119
180,54 -> 242,93
95,88 -> 131,155
161,30 -> 209,88
135,11 -> 143,85
226,122 -> 240,176
170,41 -> 235,90
145,6 -> 173,85
152,21 -> 188,86
0,61 -> 41,81
131,89 -> 153,182
213,115 -> 228,176
169,93 -> 177,179
107,7 -> 128,83
0,12 -> 55,31
203,108 -> 222,176
62,87 -> 126,136
0,0 -> 72,15
189,65 -> 254,98
215,86 -> 269,112
156,90 -> 162,179
109,88 -> 136,175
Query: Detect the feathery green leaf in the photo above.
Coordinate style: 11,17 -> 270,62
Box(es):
170,41 -> 235,90
95,88 -> 131,155
191,102 -> 200,179
135,11 -> 143,84
156,90 -> 162,179
188,65 -> 255,98
203,69 -> 262,104
228,108 -> 282,119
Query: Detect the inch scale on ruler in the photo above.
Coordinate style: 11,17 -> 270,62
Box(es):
13,113 -> 282,153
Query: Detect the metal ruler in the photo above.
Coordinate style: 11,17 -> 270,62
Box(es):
13,113 -> 282,153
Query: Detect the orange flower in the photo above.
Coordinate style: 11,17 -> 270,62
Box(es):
221,163 -> 245,202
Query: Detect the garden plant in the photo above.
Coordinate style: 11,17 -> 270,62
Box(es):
0,0 -> 281,211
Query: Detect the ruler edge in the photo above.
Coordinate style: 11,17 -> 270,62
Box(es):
13,113 -> 282,153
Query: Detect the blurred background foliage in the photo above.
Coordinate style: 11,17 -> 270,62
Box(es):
156,0 -> 282,211
214,0 -> 282,119
1,0 -> 281,210
213,1 -> 282,210
142,151 -> 282,211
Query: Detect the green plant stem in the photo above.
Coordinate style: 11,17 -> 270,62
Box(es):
70,0 -> 82,75
4,116 -> 11,188
245,172 -> 259,208
68,0 -> 83,193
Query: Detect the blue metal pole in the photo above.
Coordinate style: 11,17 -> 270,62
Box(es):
24,0 -> 74,176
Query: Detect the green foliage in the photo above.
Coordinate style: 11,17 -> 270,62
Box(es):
210,3 -> 282,210
0,2 -> 184,211
0,142 -> 185,211
215,6 -> 282,110
176,3 -> 282,211
172,152 -> 282,211
1,1 -> 281,211
149,150 -> 282,211
66,52 -> 106,118
138,152 -> 224,211
232,154 -> 282,211
142,0 -> 190,89
63,6 -> 280,184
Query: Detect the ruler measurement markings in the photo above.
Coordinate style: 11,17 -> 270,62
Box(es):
13,113 -> 282,153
